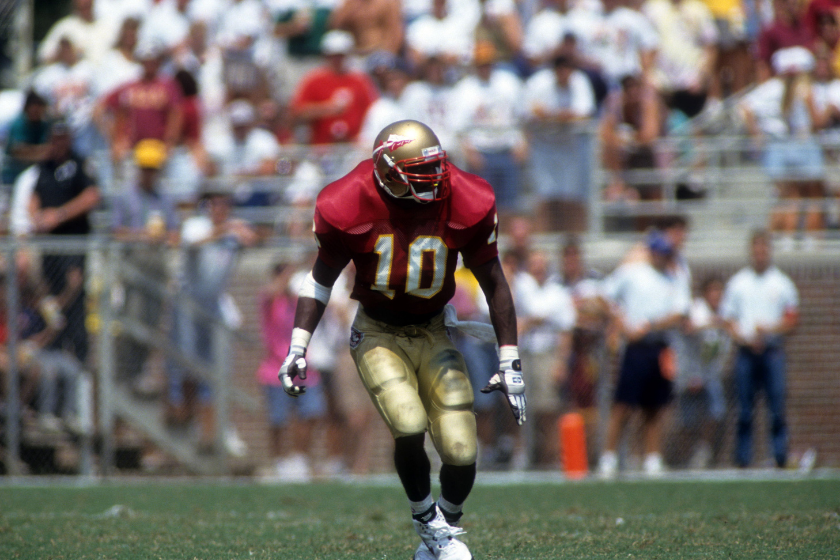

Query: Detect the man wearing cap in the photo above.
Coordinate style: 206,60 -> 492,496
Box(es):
597,230 -> 691,477
111,139 -> 180,391
207,99 -> 282,179
28,122 -> 101,364
289,30 -> 378,144
100,38 -> 183,167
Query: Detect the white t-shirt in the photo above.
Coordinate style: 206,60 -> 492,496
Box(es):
37,15 -> 118,65
515,272 -> 577,354
720,265 -> 799,342
32,60 -> 98,131
741,77 -> 814,138
214,0 -> 272,48
523,67 -> 596,119
206,127 -> 281,176
400,80 -> 460,155
522,8 -> 566,63
93,49 -> 143,97
573,6 -> 659,85
450,69 -> 525,151
811,79 -> 840,122
603,261 -> 691,331
643,0 -> 717,92
139,0 -> 192,51
406,13 -> 475,62
358,96 -> 410,148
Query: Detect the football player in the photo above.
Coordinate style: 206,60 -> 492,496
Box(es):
278,119 -> 526,560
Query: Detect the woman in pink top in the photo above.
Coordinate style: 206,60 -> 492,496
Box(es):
257,262 -> 326,481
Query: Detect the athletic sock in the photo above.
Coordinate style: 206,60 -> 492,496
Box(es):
410,495 -> 436,523
437,497 -> 463,526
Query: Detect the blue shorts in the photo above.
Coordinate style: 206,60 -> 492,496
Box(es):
614,341 -> 673,409
264,383 -> 327,426
762,139 -> 824,181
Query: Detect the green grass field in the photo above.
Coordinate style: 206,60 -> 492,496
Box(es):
1,475 -> 838,559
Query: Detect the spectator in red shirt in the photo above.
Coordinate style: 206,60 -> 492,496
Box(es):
756,0 -> 817,82
289,30 -> 378,145
98,39 -> 183,169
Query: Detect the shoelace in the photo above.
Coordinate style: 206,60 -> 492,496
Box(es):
423,523 -> 465,542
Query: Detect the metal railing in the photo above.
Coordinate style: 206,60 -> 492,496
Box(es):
0,235 -> 257,476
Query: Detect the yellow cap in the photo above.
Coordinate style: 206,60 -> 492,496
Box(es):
134,138 -> 168,169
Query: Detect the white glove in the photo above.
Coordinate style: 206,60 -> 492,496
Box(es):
278,328 -> 311,397
481,346 -> 527,425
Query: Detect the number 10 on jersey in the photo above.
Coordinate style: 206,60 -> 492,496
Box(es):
372,235 -> 448,299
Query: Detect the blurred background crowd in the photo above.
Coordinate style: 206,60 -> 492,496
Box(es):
3,0 -> 840,236
0,0 -> 837,478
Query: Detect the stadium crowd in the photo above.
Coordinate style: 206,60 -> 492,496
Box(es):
0,0 -> 816,476
3,0 -> 840,231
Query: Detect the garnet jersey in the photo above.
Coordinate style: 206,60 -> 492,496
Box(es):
313,159 -> 499,315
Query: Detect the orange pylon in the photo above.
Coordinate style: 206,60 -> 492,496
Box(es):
559,412 -> 588,479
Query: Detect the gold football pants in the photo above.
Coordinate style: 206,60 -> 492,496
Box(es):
349,308 -> 477,466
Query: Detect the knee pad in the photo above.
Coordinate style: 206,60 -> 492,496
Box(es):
355,346 -> 428,437
429,410 -> 477,466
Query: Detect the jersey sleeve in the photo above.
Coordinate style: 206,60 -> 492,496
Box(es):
313,205 -> 352,270
459,205 -> 499,269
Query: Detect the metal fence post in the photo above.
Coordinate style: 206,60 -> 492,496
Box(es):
3,239 -> 21,475
588,124 -> 604,239
213,320 -> 232,474
97,240 -> 117,476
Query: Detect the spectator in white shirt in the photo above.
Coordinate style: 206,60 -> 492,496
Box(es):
642,0 -> 718,119
31,37 -> 98,158
451,41 -> 527,215
138,0 -> 192,57
400,55 -> 462,163
357,51 -> 412,148
598,231 -> 690,478
523,54 -> 596,231
38,0 -> 119,66
405,0 -> 477,68
720,229 -> 799,468
93,16 -> 143,98
205,100 -> 281,205
574,0 -> 659,88
740,47 -> 825,242
522,0 -> 567,70
515,249 -> 577,469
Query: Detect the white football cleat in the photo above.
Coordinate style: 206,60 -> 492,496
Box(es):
412,506 -> 473,560
413,541 -> 435,560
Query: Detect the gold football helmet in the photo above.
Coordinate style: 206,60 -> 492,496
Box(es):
372,120 -> 450,203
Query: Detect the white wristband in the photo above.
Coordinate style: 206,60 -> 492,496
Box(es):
498,345 -> 520,371
298,270 -> 332,305
290,327 -> 312,355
